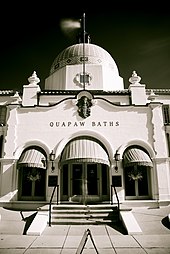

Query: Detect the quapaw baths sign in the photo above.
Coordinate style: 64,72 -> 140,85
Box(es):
49,121 -> 120,127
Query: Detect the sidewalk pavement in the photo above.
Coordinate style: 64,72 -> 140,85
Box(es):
0,205 -> 170,253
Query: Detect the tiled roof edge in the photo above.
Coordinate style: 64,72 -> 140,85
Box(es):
146,89 -> 170,95
38,89 -> 130,95
0,90 -> 15,95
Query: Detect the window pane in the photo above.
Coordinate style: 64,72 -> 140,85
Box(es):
22,168 -> 32,196
63,164 -> 68,195
125,167 -> 136,196
0,135 -> 3,157
102,164 -> 108,195
72,164 -> 82,195
163,105 -> 170,124
0,106 -> 7,126
87,164 -> 98,195
34,169 -> 46,196
138,167 -> 149,196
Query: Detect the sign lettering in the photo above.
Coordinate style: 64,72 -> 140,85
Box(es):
49,121 -> 120,127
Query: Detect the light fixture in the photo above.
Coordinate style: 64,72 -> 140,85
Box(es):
50,150 -> 55,172
115,151 -> 120,173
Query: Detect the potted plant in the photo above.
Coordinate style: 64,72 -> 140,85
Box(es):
128,167 -> 143,180
27,170 -> 41,182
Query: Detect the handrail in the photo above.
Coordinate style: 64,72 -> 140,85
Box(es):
49,184 -> 59,227
111,184 -> 120,217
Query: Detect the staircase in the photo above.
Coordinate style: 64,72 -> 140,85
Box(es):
46,204 -> 119,225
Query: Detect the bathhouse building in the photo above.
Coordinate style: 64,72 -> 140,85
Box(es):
0,27 -> 170,211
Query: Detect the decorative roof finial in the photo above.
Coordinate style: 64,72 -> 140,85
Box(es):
11,91 -> 22,104
129,71 -> 141,85
28,71 -> 40,85
148,89 -> 158,101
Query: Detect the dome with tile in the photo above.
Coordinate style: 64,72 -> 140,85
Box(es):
50,43 -> 119,75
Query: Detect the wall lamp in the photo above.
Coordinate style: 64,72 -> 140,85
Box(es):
50,150 -> 55,172
115,151 -> 120,173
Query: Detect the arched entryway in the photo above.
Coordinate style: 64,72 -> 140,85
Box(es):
18,146 -> 47,201
123,146 -> 153,200
60,136 -> 110,204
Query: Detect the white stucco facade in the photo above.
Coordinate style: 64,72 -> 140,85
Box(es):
0,40 -> 170,209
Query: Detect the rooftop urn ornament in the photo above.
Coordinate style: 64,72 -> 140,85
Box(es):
28,71 -> 40,85
22,71 -> 41,106
11,91 -> 22,104
148,89 -> 159,101
129,70 -> 141,84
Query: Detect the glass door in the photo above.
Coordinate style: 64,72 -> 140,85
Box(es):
61,163 -> 110,203
87,164 -> 98,195
72,164 -> 83,195
71,163 -> 99,203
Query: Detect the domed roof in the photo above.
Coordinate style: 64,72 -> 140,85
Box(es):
50,43 -> 119,75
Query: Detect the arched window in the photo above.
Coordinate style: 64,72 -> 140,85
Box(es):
18,146 -> 47,201
123,146 -> 153,199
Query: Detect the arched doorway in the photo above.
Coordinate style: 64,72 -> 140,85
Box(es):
60,136 -> 110,204
18,146 -> 47,201
123,146 -> 153,200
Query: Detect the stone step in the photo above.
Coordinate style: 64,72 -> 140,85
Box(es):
49,204 -> 119,225
51,209 -> 116,214
49,218 -> 116,225
52,212 -> 118,219
52,204 -> 117,209
38,203 -> 118,211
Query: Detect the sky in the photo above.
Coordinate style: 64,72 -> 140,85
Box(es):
0,1 -> 170,91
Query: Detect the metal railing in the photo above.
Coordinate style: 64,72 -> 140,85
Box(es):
111,184 -> 120,215
49,184 -> 59,227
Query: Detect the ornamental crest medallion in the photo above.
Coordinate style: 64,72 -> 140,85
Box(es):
76,96 -> 92,119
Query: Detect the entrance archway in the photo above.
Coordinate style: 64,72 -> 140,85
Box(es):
60,136 -> 110,204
